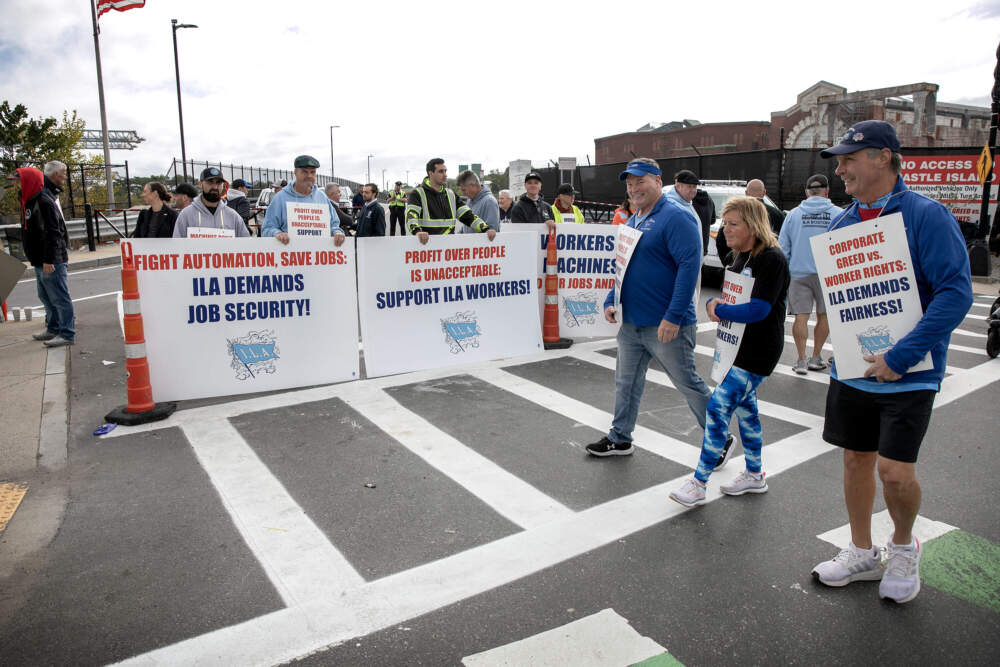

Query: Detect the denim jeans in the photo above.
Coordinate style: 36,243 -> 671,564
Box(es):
608,322 -> 711,444
35,264 -> 75,341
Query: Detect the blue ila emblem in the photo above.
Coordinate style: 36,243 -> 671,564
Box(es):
228,330 -> 279,380
563,292 -> 599,327
857,325 -> 894,356
441,311 -> 482,354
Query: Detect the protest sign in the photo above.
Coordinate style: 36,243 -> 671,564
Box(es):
710,270 -> 754,384
809,213 -> 931,379
613,225 -> 642,320
901,154 -> 997,224
126,237 -> 359,401
501,223 -> 619,337
186,227 -> 235,239
357,233 -> 541,377
287,202 -> 331,237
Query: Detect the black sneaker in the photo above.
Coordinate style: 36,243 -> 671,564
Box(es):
586,436 -> 634,457
714,434 -> 736,470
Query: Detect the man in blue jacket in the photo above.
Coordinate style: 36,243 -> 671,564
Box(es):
261,155 -> 345,246
810,121 -> 973,604
778,174 -> 842,374
586,158 -> 713,457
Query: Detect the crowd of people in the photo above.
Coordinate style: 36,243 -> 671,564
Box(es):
11,120 -> 975,607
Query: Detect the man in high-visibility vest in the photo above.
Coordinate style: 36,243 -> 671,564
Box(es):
551,183 -> 585,223
388,181 -> 407,236
406,157 -> 496,245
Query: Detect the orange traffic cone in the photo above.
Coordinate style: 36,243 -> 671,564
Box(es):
542,228 -> 572,350
105,241 -> 176,425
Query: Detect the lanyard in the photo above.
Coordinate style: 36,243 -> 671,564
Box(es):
197,204 -> 223,229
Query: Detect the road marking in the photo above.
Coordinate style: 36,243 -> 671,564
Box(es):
0,482 -> 29,532
26,290 -> 120,310
16,264 -> 119,283
815,510 -> 957,549
181,418 -> 364,606
461,608 -> 666,666
922,530 -> 1000,614
952,328 -> 987,339
341,384 -> 571,530
936,357 -> 1000,406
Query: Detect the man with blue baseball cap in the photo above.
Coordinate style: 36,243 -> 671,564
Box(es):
585,157 -> 713,457
810,120 -> 973,604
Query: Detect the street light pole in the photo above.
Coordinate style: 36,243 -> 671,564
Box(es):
329,125 -> 340,180
382,168 -> 386,193
171,19 -> 198,182
367,154 -> 374,184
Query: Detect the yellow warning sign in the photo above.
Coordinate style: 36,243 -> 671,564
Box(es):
976,144 -> 993,186
0,482 -> 29,532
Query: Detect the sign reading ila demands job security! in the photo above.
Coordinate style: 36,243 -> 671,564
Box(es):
501,223 -> 619,337
357,233 -> 541,378
127,238 -> 359,401
809,213 -> 931,379
287,202 -> 331,237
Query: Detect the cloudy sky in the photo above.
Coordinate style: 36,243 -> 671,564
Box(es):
1,0 -> 998,186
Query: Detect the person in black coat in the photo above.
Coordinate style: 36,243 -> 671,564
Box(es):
355,183 -> 386,237
134,181 -> 179,238
692,188 -> 716,255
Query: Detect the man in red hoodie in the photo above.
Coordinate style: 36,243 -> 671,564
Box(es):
16,163 -> 75,345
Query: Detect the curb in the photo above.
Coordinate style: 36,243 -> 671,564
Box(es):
68,255 -> 121,272
38,345 -> 68,472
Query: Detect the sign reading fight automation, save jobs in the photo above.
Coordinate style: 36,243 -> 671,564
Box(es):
127,238 -> 359,401
809,213 -> 931,379
357,233 -> 541,378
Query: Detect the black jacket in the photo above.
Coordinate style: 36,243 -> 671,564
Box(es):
509,195 -> 553,224
134,206 -> 179,238
226,192 -> 252,222
355,201 -> 386,237
25,177 -> 69,267
760,199 -> 785,235
691,189 -> 715,254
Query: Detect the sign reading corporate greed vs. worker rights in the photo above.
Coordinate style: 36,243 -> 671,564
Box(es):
809,213 -> 931,379
357,233 -> 541,377
126,238 -> 359,401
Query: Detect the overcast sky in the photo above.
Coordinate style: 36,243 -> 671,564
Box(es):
1,0 -> 998,186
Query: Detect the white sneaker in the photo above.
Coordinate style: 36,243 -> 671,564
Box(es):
793,359 -> 808,375
879,539 -> 921,603
807,355 -> 828,371
720,470 -> 768,496
812,542 -> 883,586
669,478 -> 706,507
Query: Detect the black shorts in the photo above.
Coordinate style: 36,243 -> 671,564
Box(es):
823,378 -> 936,463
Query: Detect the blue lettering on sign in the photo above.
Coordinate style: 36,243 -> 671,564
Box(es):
565,299 -> 599,317
443,322 -> 479,340
232,343 -> 278,363
858,334 -> 892,353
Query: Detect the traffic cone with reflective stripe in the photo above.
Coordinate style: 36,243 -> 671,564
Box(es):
105,241 -> 176,425
542,228 -> 572,350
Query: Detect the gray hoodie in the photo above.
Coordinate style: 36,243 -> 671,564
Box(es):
173,195 -> 251,237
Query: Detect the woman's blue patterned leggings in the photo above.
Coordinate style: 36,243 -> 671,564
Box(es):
695,366 -> 767,483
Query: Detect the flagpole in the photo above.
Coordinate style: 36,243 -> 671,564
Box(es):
89,0 -> 116,210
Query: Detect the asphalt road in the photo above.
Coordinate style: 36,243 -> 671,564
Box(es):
1,277 -> 997,666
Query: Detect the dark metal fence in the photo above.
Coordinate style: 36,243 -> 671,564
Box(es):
166,158 -> 362,194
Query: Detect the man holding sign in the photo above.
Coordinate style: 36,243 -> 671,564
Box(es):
810,121 -> 973,604
261,155 -> 346,247
173,167 -> 251,238
585,158 -> 711,457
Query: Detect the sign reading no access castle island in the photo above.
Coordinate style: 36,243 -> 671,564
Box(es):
810,213 -> 931,379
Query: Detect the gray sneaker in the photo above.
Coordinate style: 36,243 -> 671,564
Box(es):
793,359 -> 808,375
807,355 -> 828,371
720,470 -> 768,495
812,543 -> 883,587
43,336 -> 74,347
669,478 -> 706,507
879,539 -> 921,603
32,331 -> 57,341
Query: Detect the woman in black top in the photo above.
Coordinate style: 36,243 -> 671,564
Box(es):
670,196 -> 790,507
134,181 -> 178,238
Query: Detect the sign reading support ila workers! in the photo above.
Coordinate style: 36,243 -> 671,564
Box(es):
127,237 -> 359,401
710,270 -> 754,384
287,202 -> 331,237
357,233 -> 541,377
809,213 -> 931,379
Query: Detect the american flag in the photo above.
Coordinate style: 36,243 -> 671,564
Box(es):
97,0 -> 146,19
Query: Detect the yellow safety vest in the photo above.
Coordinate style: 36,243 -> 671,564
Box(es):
551,204 -> 585,223
406,179 -> 487,235
389,189 -> 406,207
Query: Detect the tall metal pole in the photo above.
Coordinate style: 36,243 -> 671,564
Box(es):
89,0 -> 115,209
382,168 -> 386,193
330,125 -> 340,180
977,41 -> 1000,242
172,19 -> 198,182
367,154 -> 374,184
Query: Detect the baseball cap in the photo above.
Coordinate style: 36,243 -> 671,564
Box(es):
806,174 -> 829,189
820,120 -> 901,158
395,181 -> 402,186
173,182 -> 198,198
294,155 -> 320,169
674,169 -> 700,185
557,183 -> 576,196
231,178 -> 250,189
524,171 -> 543,183
618,160 -> 662,181
200,167 -> 224,181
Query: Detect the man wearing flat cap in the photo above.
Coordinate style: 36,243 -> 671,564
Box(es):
586,157 -> 712,457
809,120 -> 972,605
174,167 -> 251,238
262,155 -> 346,246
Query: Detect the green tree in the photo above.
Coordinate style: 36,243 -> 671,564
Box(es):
483,168 -> 509,192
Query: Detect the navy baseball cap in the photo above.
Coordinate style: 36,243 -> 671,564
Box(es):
294,155 -> 320,169
199,166 -> 224,181
618,160 -> 662,181
231,178 -> 250,189
820,120 -> 901,158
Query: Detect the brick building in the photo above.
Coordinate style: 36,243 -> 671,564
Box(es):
595,81 -> 991,164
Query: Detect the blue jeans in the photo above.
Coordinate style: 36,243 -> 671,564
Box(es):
608,322 -> 711,444
35,264 -> 75,341
695,366 -> 766,483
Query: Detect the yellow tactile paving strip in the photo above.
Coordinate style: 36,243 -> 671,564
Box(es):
0,482 -> 29,532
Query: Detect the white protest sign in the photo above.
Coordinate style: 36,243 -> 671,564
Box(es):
187,227 -> 235,239
614,224 -> 643,321
810,212 -> 931,379
501,223 -> 619,338
126,238 -> 358,401
710,270 -> 754,384
357,233 -> 541,378
287,202 -> 331,237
